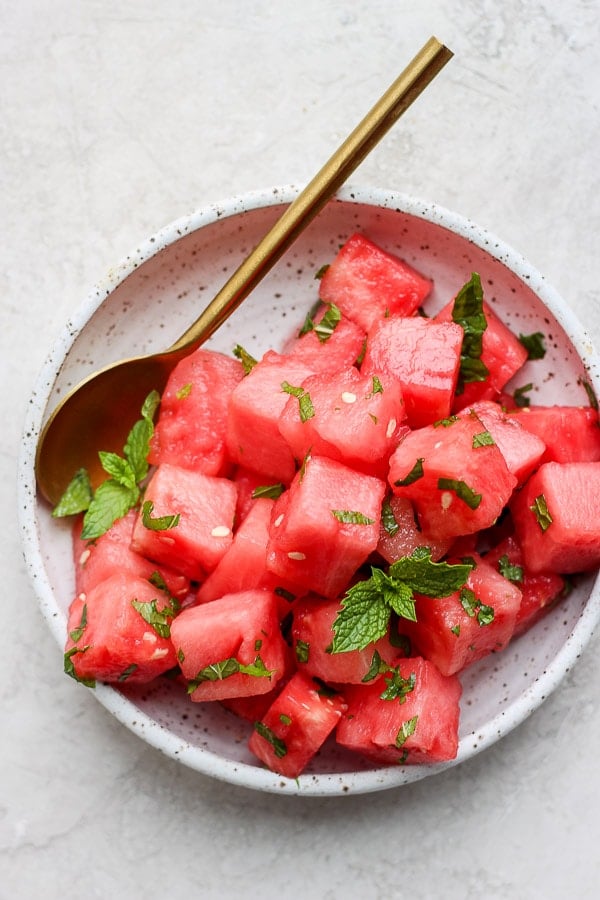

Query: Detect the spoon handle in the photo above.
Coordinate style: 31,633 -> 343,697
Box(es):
168,35 -> 452,353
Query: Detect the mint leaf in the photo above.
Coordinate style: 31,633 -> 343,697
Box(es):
452,272 -> 489,391
123,419 -> 153,484
371,375 -> 384,395
176,382 -> 192,400
81,479 -> 137,540
131,596 -> 178,638
578,376 -> 599,411
233,344 -> 258,375
497,554 -> 524,583
530,493 -> 553,531
253,721 -> 287,758
64,646 -> 95,688
437,477 -> 482,510
251,483 -> 285,500
98,451 -> 138,492
331,509 -> 375,525
330,549 -> 473,654
118,663 -> 139,682
459,587 -> 495,626
395,715 -> 418,748
330,583 -> 390,653
52,468 -> 93,518
281,381 -> 315,422
513,383 -> 533,408
141,499 -> 180,532
69,602 -> 88,643
389,547 -> 474,597
472,430 -> 495,448
394,457 -> 424,487
518,331 -> 546,360
381,496 -> 399,536
313,303 -> 341,342
188,656 -> 273,692
380,668 -> 415,703
295,639 -> 310,664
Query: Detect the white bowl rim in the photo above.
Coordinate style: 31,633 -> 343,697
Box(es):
18,184 -> 600,796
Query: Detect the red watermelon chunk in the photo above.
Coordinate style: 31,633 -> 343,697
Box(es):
511,461 -> 600,574
131,463 -> 237,581
434,298 -> 528,409
282,302 -> 366,373
149,348 -> 243,475
361,317 -> 463,428
292,595 -> 399,685
376,494 -> 453,564
249,671 -> 347,778
506,405 -> 600,464
336,656 -> 461,765
484,534 -> 565,636
64,572 -> 179,685
72,510 -> 190,601
170,589 -> 288,701
278,366 -> 406,477
400,554 -> 521,676
196,498 -> 300,609
318,232 -> 432,332
266,455 -> 386,599
225,350 -> 316,482
459,400 -> 546,485
388,414 -> 517,542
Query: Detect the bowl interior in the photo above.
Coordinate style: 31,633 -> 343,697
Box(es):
21,186 -> 600,795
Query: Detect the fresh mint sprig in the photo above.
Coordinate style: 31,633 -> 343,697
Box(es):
52,390 -> 161,540
330,548 -> 474,653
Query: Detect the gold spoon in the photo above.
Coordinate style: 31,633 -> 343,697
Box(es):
36,36 -> 453,505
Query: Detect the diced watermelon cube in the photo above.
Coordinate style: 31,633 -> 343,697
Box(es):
434,298 -> 528,409
361,317 -> 463,428
278,366 -> 407,478
506,405 -> 600,464
170,590 -> 288,701
266,455 -> 386,599
249,671 -> 347,778
400,554 -> 521,676
64,572 -> 179,685
318,233 -> 431,333
282,302 -> 366,373
511,461 -> 600,574
72,510 -> 190,601
291,595 -> 399,685
131,463 -> 237,581
376,494 -> 453,564
336,656 -> 461,765
388,414 -> 517,541
196,498 -> 300,609
459,400 -> 546,485
484,534 -> 565,636
149,348 -> 244,475
225,350 -> 316,482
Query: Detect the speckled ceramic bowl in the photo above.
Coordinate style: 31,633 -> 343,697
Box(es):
19,185 -> 600,795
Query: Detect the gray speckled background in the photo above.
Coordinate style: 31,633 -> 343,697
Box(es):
2,1 -> 600,897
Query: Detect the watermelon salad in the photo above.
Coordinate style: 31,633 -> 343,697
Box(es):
53,231 -> 600,779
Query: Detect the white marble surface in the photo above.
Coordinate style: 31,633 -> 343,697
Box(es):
2,1 -> 600,897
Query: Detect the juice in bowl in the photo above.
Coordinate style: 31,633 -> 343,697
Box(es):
18,185 -> 600,795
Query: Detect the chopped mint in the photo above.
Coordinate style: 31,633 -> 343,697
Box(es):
518,331 -> 546,360
394,457 -> 424,487
330,548 -> 473,653
141,499 -> 180,532
437,477 -> 482,510
530,493 -> 553,531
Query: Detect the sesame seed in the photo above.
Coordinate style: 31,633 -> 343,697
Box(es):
79,548 -> 91,566
441,491 -> 453,510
